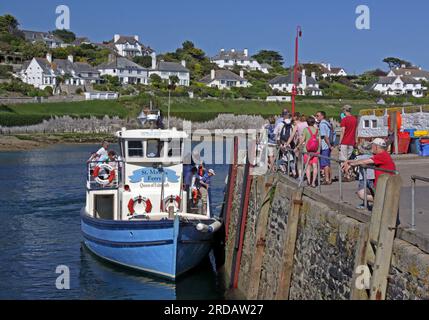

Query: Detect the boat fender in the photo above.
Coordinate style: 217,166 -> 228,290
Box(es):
128,196 -> 152,215
93,163 -> 116,185
196,220 -> 222,233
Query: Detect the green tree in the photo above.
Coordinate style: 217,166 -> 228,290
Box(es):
383,57 -> 412,70
133,55 -> 152,68
169,75 -> 179,86
252,50 -> 284,66
149,74 -> 163,88
52,29 -> 76,43
0,14 -> 19,34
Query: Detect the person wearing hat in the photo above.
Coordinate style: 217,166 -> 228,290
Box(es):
339,105 -> 358,182
199,168 -> 216,215
344,138 -> 396,190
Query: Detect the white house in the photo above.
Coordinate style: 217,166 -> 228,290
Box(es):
268,70 -> 322,96
199,69 -> 250,89
22,30 -> 64,49
369,76 -> 426,98
19,53 -> 100,90
211,48 -> 271,73
148,53 -> 190,86
387,66 -> 429,82
112,34 -> 153,58
320,63 -> 347,78
97,55 -> 149,85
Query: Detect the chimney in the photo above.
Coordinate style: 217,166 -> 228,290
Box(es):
134,35 -> 139,42
311,71 -> 316,79
67,55 -> 74,63
114,34 -> 120,43
240,70 -> 244,78
46,53 -> 52,63
243,48 -> 248,57
151,52 -> 157,70
327,63 -> 331,71
302,69 -> 307,88
181,60 -> 186,67
231,48 -> 235,53
211,69 -> 216,80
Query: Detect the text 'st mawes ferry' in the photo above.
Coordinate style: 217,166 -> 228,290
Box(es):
81,113 -> 222,280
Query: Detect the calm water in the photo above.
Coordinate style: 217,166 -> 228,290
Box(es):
0,144 -> 229,300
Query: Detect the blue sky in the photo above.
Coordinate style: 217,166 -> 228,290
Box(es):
1,0 -> 428,74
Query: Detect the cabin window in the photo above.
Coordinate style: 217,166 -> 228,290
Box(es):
146,139 -> 161,158
128,141 -> 143,157
168,139 -> 182,157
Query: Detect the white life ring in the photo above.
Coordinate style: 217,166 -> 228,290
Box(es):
163,195 -> 181,213
128,196 -> 152,216
93,163 -> 116,185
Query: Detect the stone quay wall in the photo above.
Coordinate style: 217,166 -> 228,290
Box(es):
224,170 -> 429,300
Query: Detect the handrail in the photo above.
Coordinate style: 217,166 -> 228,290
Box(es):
272,144 -> 399,210
411,175 -> 429,230
87,160 -> 124,190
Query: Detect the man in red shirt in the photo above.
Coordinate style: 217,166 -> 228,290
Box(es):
344,138 -> 397,189
339,105 -> 358,181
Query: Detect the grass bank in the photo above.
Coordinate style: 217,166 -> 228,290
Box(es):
0,95 -> 379,126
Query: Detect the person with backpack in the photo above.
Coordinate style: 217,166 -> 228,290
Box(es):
299,116 -> 321,188
316,111 -> 334,185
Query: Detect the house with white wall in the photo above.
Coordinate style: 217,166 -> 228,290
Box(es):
368,76 -> 426,97
148,53 -> 190,86
387,66 -> 429,82
112,34 -> 153,58
320,63 -> 347,78
19,53 -> 100,90
268,70 -> 322,96
97,55 -> 149,85
211,48 -> 271,73
199,69 -> 250,89
22,30 -> 64,49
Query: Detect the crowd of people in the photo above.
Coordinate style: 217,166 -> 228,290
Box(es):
264,105 -> 397,210
183,163 -> 215,215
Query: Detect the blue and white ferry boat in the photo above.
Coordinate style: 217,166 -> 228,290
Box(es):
81,112 -> 221,280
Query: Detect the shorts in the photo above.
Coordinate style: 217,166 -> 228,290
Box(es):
304,153 -> 319,166
358,179 -> 375,195
268,145 -> 276,157
320,149 -> 331,169
339,145 -> 354,161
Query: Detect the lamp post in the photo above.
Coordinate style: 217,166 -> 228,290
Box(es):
291,26 -> 302,115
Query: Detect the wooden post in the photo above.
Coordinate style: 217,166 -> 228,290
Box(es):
275,187 -> 304,300
369,174 -> 402,300
247,176 -> 275,299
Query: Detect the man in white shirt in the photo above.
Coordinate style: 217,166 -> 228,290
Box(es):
87,141 -> 109,163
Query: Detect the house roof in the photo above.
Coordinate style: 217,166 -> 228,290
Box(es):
22,30 -> 63,44
268,72 -> 317,86
114,35 -> 141,45
212,49 -> 251,61
72,37 -> 91,46
390,67 -> 429,79
374,76 -> 421,85
155,61 -> 189,73
97,57 -> 147,70
199,70 -> 247,83
33,57 -> 55,74
330,67 -> 345,74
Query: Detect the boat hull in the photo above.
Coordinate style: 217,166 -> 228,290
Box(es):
80,210 -> 217,280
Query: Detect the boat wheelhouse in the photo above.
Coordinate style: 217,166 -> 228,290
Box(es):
81,125 -> 221,280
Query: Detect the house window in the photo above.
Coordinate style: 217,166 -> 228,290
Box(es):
128,141 -> 143,157
364,120 -> 370,128
372,120 -> 378,128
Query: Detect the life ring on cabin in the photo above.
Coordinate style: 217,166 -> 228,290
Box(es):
93,163 -> 116,185
128,196 -> 152,215
163,195 -> 181,213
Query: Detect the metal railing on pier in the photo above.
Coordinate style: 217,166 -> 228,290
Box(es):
272,144 -> 398,211
411,175 -> 429,230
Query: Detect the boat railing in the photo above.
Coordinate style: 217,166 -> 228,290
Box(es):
87,160 -> 124,190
